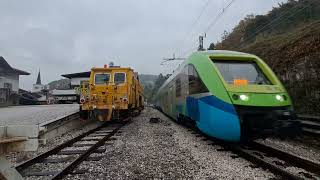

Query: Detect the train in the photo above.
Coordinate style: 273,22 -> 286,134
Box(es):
155,50 -> 300,142
79,64 -> 144,121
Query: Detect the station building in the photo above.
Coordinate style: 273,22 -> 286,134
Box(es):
50,71 -> 90,104
0,56 -> 30,106
61,71 -> 90,89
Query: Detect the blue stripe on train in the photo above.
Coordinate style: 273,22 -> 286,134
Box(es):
186,95 -> 241,141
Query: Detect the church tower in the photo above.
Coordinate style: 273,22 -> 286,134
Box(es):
32,69 -> 47,93
36,71 -> 41,85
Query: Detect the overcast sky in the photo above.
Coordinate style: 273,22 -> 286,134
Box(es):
0,0 -> 287,90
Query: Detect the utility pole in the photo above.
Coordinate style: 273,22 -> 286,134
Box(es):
198,34 -> 206,51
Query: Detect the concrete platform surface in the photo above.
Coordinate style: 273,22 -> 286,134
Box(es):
0,104 -> 79,126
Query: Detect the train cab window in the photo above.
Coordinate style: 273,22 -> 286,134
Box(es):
95,73 -> 110,84
213,60 -> 272,85
188,65 -> 208,94
114,73 -> 126,84
175,78 -> 181,97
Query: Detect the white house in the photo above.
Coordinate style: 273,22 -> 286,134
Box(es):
0,56 -> 30,106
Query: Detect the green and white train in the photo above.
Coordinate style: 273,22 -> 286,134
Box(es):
155,50 -> 299,142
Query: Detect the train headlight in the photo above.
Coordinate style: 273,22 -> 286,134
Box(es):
239,94 -> 249,101
275,95 -> 284,101
80,98 -> 85,104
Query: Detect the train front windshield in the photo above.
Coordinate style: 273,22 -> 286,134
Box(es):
213,61 -> 271,85
95,73 -> 110,84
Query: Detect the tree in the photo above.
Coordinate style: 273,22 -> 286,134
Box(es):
148,73 -> 170,102
208,43 -> 215,50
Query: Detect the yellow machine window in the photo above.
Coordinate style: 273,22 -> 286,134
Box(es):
95,73 -> 110,84
114,73 -> 126,84
213,61 -> 272,85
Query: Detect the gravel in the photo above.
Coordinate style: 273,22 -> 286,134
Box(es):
68,107 -> 275,179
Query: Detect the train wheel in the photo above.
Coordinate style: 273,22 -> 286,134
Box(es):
177,115 -> 183,124
80,110 -> 88,120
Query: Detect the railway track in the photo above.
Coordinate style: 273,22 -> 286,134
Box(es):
190,130 -> 320,179
180,120 -> 320,179
230,141 -> 320,179
298,115 -> 320,137
15,118 -> 130,180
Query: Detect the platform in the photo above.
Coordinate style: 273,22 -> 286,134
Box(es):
0,104 -> 79,126
0,104 -> 81,153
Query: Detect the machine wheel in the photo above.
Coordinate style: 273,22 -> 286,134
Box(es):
80,108 -> 89,120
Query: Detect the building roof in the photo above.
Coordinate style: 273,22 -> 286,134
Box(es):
36,70 -> 42,84
61,71 -> 91,79
0,56 -> 30,75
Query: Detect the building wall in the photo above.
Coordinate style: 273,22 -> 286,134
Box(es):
0,74 -> 19,92
70,77 -> 89,86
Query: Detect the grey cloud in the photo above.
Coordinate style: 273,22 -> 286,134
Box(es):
0,0 -> 287,90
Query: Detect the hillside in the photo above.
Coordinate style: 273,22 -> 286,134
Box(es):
212,0 -> 320,115
48,79 -> 71,90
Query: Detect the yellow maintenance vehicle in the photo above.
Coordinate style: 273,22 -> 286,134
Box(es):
79,64 -> 144,121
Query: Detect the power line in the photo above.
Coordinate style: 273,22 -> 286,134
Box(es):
175,0 -> 211,57
185,0 -> 211,38
179,0 -> 236,57
204,0 -> 236,34
238,3 -> 310,47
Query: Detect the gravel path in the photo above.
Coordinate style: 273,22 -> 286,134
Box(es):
70,107 -> 275,179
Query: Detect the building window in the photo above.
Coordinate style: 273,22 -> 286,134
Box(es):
175,78 -> 181,97
4,83 -> 12,90
114,73 -> 126,84
188,65 -> 208,94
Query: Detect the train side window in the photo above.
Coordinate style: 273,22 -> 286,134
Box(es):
188,65 -> 208,94
114,73 -> 126,84
175,78 -> 181,97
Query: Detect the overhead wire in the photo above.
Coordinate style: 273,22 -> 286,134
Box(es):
175,0 -> 211,57
204,0 -> 236,34
237,2 -> 311,48
179,0 -> 236,58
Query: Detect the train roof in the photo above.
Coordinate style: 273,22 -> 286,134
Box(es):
192,50 -> 256,57
156,50 -> 258,97
91,67 -> 132,71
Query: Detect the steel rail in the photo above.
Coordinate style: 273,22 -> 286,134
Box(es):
250,141 -> 320,176
229,145 -> 303,180
298,115 -> 320,137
